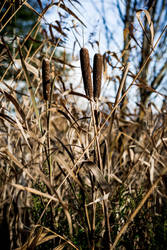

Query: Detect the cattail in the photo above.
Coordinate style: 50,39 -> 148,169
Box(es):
42,59 -> 51,101
80,48 -> 93,99
93,53 -> 103,101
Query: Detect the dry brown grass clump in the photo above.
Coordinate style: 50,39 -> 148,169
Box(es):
0,1 -> 167,250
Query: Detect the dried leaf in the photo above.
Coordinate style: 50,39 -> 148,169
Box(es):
136,9 -> 154,47
52,23 -> 67,37
86,193 -> 110,206
1,148 -> 35,181
53,243 -> 67,250
56,156 -> 84,190
0,112 -> 16,125
55,3 -> 86,28
15,59 -> 39,78
150,156 -> 155,184
4,91 -> 25,121
15,116 -> 31,149
11,183 -> 58,203
69,90 -> 90,100
18,44 -> 40,124
84,161 -> 110,192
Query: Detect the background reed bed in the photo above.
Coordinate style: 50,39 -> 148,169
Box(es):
0,1 -> 167,249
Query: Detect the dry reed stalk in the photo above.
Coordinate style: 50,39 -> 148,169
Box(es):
80,48 -> 93,99
91,54 -> 103,171
93,53 -> 103,101
42,59 -> 51,101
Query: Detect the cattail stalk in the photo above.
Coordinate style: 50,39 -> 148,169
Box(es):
42,59 -> 51,101
93,53 -> 103,101
42,58 -> 52,183
80,48 -> 93,99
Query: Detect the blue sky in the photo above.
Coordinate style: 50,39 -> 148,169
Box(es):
44,0 -> 123,54
43,0 -> 166,111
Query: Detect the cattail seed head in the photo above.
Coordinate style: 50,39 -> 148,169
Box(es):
80,48 -> 93,99
42,59 -> 51,101
93,53 -> 103,101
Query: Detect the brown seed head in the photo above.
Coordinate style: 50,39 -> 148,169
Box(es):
93,53 -> 103,101
42,59 -> 51,101
80,48 -> 93,99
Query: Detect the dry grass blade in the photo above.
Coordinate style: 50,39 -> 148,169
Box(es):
93,53 -> 103,100
80,48 -> 93,99
0,3 -> 12,23
0,112 -> 16,125
40,226 -> 79,249
53,242 -> 67,250
149,156 -> 155,184
55,136 -> 74,163
55,2 -> 86,27
17,225 -> 78,250
4,91 -> 25,121
51,23 -> 67,37
0,81 -> 28,95
0,0 -> 27,33
136,9 -> 154,48
52,56 -> 76,67
0,0 -> 7,14
42,58 -> 51,101
35,231 -> 57,246
14,59 -> 39,78
11,183 -> 58,203
108,62 -> 130,144
15,116 -> 31,150
37,0 -> 43,10
1,36 -> 16,66
115,62 -> 130,106
58,109 -> 73,125
1,148 -> 35,181
20,227 -> 43,250
56,156 -> 84,190
18,44 -> 41,128
69,90 -> 91,100
84,161 -> 110,192
24,1 -> 42,17
135,82 -> 167,97
86,193 -> 110,207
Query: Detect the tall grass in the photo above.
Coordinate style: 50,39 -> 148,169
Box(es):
0,1 -> 167,249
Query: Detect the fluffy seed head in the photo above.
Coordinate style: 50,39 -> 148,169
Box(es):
80,48 -> 93,99
93,53 -> 103,101
42,59 -> 51,101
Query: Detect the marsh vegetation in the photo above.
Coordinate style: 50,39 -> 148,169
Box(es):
0,0 -> 167,249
